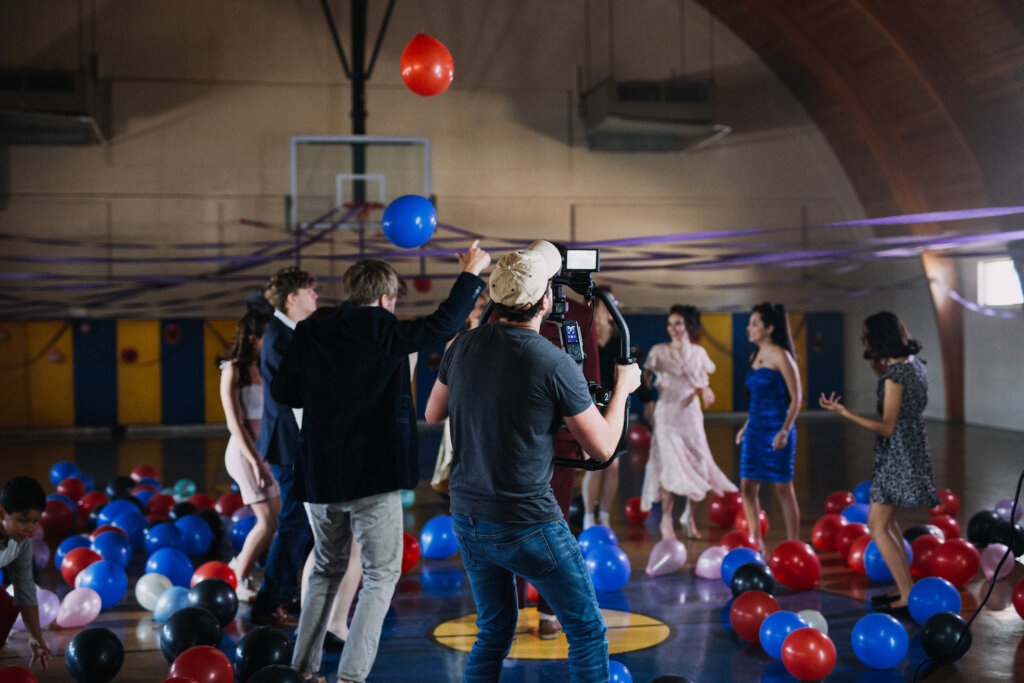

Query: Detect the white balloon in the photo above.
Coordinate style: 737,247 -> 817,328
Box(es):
694,545 -> 729,580
797,609 -> 828,634
134,572 -> 173,611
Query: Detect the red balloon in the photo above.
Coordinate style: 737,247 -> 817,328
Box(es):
401,532 -> 421,574
400,33 -> 454,97
77,491 -> 109,519
734,508 -> 769,537
56,477 -> 86,502
131,484 -> 158,496
929,488 -> 960,517
825,490 -> 856,515
213,493 -> 243,517
89,525 -> 127,541
147,493 -> 176,518
847,534 -> 872,574
60,546 -> 102,586
412,277 -> 433,293
781,627 -> 837,681
810,514 -> 848,552
930,538 -> 980,586
720,529 -> 758,551
526,582 -> 539,603
835,522 -> 869,558
40,499 -> 74,536
709,492 -> 743,527
626,424 -> 651,449
729,589 -> 780,642
191,561 -> 237,589
929,514 -> 961,540
187,493 -> 214,510
769,540 -> 821,590
1013,577 -> 1024,620
910,534 -> 942,578
169,646 -> 233,683
130,464 -> 159,483
0,666 -> 39,683
624,497 -> 649,524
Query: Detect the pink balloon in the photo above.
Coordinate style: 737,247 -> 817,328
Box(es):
10,587 -> 59,630
695,544 -> 730,580
55,587 -> 102,628
646,539 -> 688,576
981,543 -> 1014,581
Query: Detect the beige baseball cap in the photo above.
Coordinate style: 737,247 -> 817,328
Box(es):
488,240 -> 562,308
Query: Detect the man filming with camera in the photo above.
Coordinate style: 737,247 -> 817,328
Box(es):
425,240 -> 641,682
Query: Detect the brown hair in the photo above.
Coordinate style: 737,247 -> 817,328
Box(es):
263,266 -> 316,313
343,259 -> 399,306
216,310 -> 271,385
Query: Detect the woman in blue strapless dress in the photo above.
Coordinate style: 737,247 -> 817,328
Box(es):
735,302 -> 803,554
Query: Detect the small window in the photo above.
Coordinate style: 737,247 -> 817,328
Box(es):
977,258 -> 1024,306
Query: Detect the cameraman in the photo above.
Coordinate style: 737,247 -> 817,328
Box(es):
425,240 -> 641,682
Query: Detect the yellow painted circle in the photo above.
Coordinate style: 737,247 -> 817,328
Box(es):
430,607 -> 671,659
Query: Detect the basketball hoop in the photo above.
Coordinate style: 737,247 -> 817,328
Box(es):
342,201 -> 385,220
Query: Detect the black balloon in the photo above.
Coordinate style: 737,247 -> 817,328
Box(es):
188,578 -> 239,628
248,665 -> 304,683
65,627 -> 124,683
966,509 -> 1001,548
86,504 -> 104,531
568,494 -> 584,528
159,606 -> 222,663
730,562 -> 775,597
920,611 -> 972,663
104,475 -> 135,500
198,507 -> 225,544
904,524 -> 944,543
234,627 -> 294,682
989,520 -> 1024,556
170,501 -> 199,521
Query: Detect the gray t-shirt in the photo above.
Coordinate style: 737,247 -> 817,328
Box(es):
0,537 -> 37,606
439,323 -> 594,524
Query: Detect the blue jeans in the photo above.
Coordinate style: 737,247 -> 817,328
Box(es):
253,463 -> 312,615
452,515 -> 608,682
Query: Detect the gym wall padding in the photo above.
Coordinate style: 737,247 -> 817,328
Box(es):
160,319 -> 205,425
27,322 -> 74,427
0,321 -> 32,428
73,319 -> 118,427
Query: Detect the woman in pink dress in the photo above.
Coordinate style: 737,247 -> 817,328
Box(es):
641,305 -> 737,540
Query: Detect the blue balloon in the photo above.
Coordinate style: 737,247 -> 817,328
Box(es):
759,610 -> 809,660
381,195 -> 437,248
851,612 -> 909,669
146,547 -> 194,587
50,461 -> 78,487
98,499 -> 139,527
586,544 -> 631,592
721,547 -> 765,587
908,577 -> 961,626
91,530 -> 132,567
77,560 -> 128,609
174,515 -> 213,556
609,660 -> 633,683
145,522 -> 183,555
578,525 -> 618,557
854,480 -> 872,504
864,539 -> 913,582
841,502 -> 870,524
47,494 -> 77,519
420,515 -> 458,559
153,585 -> 190,622
77,472 -> 95,493
230,515 -> 257,554
56,535 -> 91,568
112,511 -> 148,551
133,488 -> 157,507
137,476 -> 161,489
400,489 -> 416,509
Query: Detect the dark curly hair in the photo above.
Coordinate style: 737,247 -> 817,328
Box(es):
862,311 -> 921,360
669,304 -> 701,343
751,302 -> 795,358
217,310 -> 271,385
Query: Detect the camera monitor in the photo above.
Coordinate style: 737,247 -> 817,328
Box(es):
564,248 -> 600,273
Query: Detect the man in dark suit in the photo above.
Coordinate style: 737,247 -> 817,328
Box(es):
273,240 -> 490,683
251,265 -> 318,627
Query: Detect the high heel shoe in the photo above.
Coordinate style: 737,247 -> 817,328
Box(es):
679,502 -> 702,540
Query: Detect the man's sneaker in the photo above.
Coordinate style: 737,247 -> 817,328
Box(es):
538,616 -> 562,640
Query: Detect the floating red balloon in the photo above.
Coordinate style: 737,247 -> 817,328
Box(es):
401,532 -> 421,574
57,477 -> 86,503
187,493 -> 214,511
1013,577 -> 1024,620
824,490 -> 856,515
930,538 -> 980,586
729,589 -> 779,642
781,627 -> 837,681
847,534 -> 872,574
624,497 -> 649,524
626,424 -> 651,449
213,492 -> 243,517
769,540 -> 821,590
169,645 -> 233,683
40,499 -> 74,536
191,561 -> 237,590
400,33 -> 454,97
709,492 -> 743,528
929,488 -> 960,517
130,464 -> 159,483
835,522 -> 869,558
719,529 -> 758,551
810,514 -> 848,552
734,508 -> 769,537
929,514 -> 961,540
60,547 -> 102,586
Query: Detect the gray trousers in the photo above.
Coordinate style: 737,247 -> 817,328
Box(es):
292,491 -> 402,682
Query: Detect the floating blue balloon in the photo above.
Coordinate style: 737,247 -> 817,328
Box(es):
760,610 -> 809,660
145,547 -> 193,587
56,535 -> 91,569
720,547 -> 765,587
400,489 -> 415,509
50,461 -> 78,487
578,525 -> 618,558
864,538 -> 913,582
97,499 -> 139,527
112,511 -> 148,551
586,544 -> 631,592
420,515 -> 458,559
174,515 -> 213,556
841,502 -> 870,525
91,530 -> 132,567
908,577 -> 961,626
46,494 -> 77,519
382,195 -> 437,248
852,612 -> 909,669
153,585 -> 190,622
854,480 -> 872,504
145,522 -> 183,555
76,560 -> 128,610
230,514 -> 257,553
609,660 -> 633,683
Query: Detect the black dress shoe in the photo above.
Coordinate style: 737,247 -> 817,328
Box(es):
870,592 -> 901,606
281,598 -> 302,614
323,631 -> 345,653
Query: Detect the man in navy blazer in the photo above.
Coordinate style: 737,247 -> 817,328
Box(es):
251,265 -> 318,626
272,240 -> 489,683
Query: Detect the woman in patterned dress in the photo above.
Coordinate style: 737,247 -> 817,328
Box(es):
819,311 -> 939,611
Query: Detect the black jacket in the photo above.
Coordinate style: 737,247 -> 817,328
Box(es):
254,315 -> 298,466
271,272 -> 484,503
